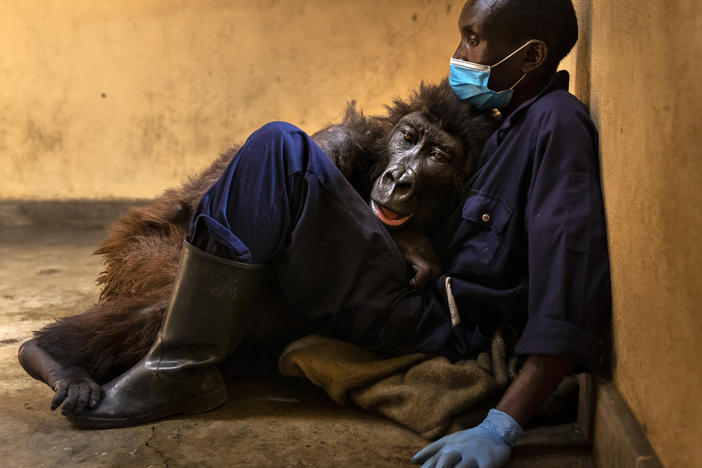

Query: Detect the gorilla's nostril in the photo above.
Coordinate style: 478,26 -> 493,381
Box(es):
394,171 -> 414,193
395,181 -> 412,193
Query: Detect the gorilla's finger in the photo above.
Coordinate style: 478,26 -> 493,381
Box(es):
74,384 -> 91,414
89,386 -> 102,408
413,274 -> 429,289
61,384 -> 80,415
411,267 -> 433,289
51,384 -> 68,411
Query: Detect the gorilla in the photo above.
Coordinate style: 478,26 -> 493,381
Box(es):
18,80 -> 498,415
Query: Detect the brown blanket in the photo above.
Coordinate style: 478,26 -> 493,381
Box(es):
278,326 -> 522,439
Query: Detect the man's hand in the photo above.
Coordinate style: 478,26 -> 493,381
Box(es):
411,354 -> 574,467
411,409 -> 523,468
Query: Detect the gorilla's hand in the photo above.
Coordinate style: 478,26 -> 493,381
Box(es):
391,230 -> 443,289
405,251 -> 443,289
48,366 -> 102,415
18,338 -> 102,414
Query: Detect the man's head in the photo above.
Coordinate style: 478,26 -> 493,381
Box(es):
453,0 -> 578,112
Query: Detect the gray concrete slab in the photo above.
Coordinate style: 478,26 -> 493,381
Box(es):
0,227 -> 596,467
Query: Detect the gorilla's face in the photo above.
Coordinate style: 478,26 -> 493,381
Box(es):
370,111 -> 467,229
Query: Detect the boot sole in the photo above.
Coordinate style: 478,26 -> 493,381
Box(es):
66,385 -> 228,429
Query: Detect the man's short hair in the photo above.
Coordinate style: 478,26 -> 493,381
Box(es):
492,0 -> 579,71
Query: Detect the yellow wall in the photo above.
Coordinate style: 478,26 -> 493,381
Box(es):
563,1 -> 702,466
0,0 -> 457,199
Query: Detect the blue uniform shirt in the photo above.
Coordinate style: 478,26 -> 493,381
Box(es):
435,71 -> 611,371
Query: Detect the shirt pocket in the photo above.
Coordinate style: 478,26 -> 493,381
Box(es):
565,172 -> 608,257
458,192 -> 514,275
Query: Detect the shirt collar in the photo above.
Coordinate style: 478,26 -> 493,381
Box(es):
498,70 -> 571,130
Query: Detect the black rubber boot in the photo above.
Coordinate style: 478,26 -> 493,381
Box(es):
66,241 -> 265,429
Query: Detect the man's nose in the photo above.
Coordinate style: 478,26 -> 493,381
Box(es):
452,43 -> 468,61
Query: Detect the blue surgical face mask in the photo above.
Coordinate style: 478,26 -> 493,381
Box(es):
449,40 -> 534,110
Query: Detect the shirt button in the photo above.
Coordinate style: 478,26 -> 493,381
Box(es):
481,213 -> 491,223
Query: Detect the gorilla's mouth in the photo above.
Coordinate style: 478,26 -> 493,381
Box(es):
370,200 -> 413,227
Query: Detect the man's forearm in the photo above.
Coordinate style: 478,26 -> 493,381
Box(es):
496,354 -> 573,427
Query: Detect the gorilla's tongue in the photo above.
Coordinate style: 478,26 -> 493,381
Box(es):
371,200 -> 412,227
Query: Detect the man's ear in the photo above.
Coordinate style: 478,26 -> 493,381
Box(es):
522,40 -> 548,73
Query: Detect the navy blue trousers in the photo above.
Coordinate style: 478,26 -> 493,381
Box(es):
188,122 -> 471,358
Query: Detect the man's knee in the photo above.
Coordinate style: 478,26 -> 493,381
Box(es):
240,121 -> 317,174
251,121 -> 304,145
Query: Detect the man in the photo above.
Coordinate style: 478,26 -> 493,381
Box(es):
69,1 -> 610,467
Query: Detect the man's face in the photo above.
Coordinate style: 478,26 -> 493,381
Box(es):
453,0 -> 525,92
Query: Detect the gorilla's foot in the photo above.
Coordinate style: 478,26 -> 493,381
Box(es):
65,359 -> 227,429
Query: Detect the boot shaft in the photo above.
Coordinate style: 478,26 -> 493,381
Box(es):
147,241 -> 266,370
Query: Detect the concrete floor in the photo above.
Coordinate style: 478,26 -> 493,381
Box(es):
0,227 -> 597,467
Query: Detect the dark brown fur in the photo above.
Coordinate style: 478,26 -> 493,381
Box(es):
32,80 -> 498,383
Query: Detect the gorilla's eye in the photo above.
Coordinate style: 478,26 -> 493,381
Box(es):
430,150 -> 448,162
401,130 -> 412,142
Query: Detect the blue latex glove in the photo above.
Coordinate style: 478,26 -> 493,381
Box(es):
411,409 -> 524,468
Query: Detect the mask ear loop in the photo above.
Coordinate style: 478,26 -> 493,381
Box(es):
489,39 -> 536,69
489,40 -> 535,92
509,72 -> 528,90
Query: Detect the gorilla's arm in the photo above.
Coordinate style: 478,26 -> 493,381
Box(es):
19,339 -> 102,414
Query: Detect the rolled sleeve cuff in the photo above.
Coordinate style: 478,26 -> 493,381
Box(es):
514,316 -> 602,371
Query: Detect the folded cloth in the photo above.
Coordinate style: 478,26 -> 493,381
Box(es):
278,326 -> 521,439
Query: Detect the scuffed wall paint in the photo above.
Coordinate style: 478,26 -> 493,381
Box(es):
564,1 -> 702,466
0,0 -> 458,199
